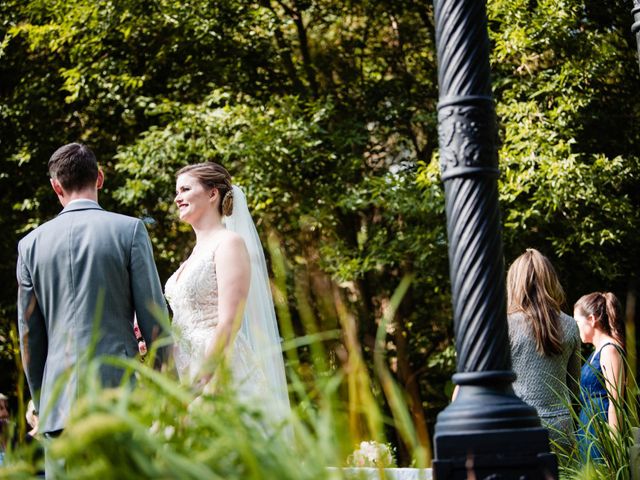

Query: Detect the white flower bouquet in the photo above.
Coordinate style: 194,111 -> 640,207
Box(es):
347,441 -> 397,468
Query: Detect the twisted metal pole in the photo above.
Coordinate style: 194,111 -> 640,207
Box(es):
633,0 -> 640,71
431,0 -> 557,477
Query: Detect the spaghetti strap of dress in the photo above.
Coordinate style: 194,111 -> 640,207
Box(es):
597,342 -> 625,358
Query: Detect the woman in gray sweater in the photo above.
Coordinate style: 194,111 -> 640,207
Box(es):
507,249 -> 581,451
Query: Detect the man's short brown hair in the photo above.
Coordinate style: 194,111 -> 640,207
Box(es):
48,143 -> 99,192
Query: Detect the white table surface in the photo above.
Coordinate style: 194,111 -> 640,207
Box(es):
327,467 -> 433,480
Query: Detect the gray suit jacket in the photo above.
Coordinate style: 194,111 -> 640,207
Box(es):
17,199 -> 169,433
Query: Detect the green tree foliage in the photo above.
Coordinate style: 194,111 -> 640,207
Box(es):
1,0 -> 639,463
490,0 -> 640,297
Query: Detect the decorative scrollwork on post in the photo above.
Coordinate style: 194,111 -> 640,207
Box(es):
438,100 -> 498,180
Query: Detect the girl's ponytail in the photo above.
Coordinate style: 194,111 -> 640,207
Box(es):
603,292 -> 625,349
575,291 -> 626,349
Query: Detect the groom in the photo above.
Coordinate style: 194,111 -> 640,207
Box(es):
16,143 -> 169,437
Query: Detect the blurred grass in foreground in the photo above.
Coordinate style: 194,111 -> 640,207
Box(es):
3,233 -> 640,478
0,237 -> 428,478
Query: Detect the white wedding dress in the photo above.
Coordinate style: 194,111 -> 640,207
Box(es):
164,185 -> 291,433
164,243 -> 268,399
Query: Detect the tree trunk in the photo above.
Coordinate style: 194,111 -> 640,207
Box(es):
260,0 -> 306,94
626,279 -> 637,380
275,0 -> 319,97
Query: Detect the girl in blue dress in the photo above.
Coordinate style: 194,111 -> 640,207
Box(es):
574,292 -> 625,463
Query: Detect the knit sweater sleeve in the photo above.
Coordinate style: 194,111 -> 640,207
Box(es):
564,313 -> 581,400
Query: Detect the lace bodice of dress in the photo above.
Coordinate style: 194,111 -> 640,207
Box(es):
165,249 -> 220,329
165,244 -> 268,400
165,247 -> 220,382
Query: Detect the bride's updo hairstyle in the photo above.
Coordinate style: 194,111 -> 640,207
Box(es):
177,162 -> 234,216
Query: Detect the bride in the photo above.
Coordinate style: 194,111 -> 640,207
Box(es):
164,162 -> 290,428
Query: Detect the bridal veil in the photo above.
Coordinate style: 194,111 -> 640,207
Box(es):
224,185 -> 291,428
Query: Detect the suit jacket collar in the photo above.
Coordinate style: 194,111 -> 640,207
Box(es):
58,199 -> 103,216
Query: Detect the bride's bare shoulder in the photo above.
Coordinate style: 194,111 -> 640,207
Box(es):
217,230 -> 248,253
215,231 -> 250,273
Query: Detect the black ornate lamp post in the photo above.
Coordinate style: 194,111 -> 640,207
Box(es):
633,0 -> 640,70
432,0 -> 558,478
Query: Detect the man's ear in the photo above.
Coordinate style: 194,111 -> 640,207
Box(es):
96,168 -> 104,190
50,178 -> 64,197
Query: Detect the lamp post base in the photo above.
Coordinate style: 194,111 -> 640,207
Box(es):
433,445 -> 557,480
433,372 -> 558,480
